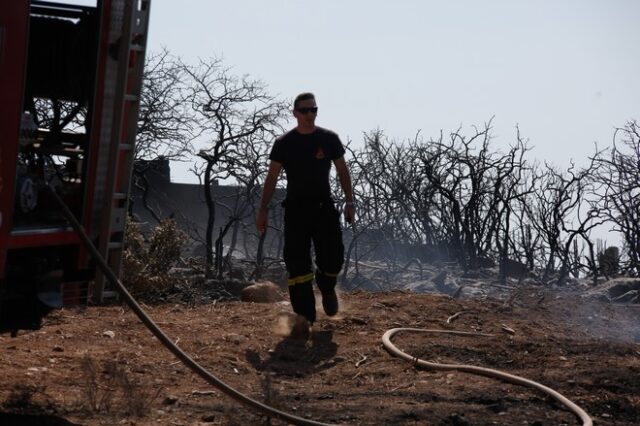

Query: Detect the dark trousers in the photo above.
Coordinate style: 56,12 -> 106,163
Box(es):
283,200 -> 344,323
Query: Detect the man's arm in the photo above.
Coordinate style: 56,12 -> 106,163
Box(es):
256,161 -> 282,234
334,157 -> 355,224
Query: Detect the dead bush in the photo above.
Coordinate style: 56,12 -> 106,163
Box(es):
598,246 -> 620,278
79,356 -> 160,417
80,356 -> 115,413
122,218 -> 187,295
147,218 -> 187,274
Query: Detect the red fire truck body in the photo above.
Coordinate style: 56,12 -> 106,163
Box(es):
0,0 -> 149,335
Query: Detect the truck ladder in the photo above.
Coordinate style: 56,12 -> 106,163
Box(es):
91,0 -> 151,303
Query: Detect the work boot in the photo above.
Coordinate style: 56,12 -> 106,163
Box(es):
321,289 -> 339,316
289,280 -> 316,323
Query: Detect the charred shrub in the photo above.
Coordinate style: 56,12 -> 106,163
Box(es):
598,246 -> 620,278
122,218 -> 187,295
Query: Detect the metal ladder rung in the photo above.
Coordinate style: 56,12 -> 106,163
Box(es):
124,94 -> 138,102
119,144 -> 133,150
107,242 -> 123,250
113,192 -> 127,200
101,290 -> 119,299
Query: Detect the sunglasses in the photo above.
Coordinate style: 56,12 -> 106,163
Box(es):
296,106 -> 318,114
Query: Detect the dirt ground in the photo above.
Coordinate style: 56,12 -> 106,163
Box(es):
1,287 -> 639,426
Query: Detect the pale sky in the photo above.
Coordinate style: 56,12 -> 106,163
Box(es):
143,0 -> 640,183
52,0 -> 640,184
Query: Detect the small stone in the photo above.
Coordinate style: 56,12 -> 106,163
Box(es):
52,345 -> 64,352
201,414 -> 216,422
223,333 -> 246,345
102,330 -> 116,338
240,281 -> 284,303
163,395 -> 179,405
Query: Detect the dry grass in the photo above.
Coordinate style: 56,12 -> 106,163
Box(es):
79,356 -> 160,417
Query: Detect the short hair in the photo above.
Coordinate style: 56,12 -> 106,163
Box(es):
294,92 -> 315,110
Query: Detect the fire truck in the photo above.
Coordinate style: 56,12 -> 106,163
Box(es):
0,0 -> 150,335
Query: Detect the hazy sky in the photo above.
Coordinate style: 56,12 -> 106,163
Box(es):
52,0 -> 639,183
143,0 -> 640,182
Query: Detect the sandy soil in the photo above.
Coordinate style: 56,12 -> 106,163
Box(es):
0,288 -> 639,426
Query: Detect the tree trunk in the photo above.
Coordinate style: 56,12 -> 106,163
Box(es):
134,173 -> 162,224
215,218 -> 237,279
203,162 -> 215,277
499,208 -> 511,286
215,227 -> 224,279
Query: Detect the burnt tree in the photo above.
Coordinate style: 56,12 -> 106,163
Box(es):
183,57 -> 287,277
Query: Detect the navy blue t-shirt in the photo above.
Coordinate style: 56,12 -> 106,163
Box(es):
269,126 -> 345,202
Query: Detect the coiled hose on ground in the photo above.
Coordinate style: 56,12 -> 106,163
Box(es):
52,188 -> 592,426
382,328 -> 593,426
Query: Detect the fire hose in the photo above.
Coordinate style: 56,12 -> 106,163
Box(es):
49,187 -> 335,426
382,328 -> 593,426
51,187 -> 592,425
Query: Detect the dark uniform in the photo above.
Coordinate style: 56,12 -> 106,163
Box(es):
269,126 -> 345,323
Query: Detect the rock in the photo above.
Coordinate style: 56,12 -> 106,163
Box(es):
102,330 -> 115,338
163,395 -> 179,405
240,281 -> 284,303
201,414 -> 216,422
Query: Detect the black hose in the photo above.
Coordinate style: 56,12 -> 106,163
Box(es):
49,186 -> 337,426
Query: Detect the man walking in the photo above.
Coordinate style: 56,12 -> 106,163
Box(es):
256,92 -> 354,326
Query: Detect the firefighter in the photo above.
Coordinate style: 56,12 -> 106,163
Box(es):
256,92 -> 355,325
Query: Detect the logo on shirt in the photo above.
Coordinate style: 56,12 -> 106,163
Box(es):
315,147 -> 325,159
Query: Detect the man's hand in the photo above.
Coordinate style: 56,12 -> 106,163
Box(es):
256,209 -> 268,234
344,203 -> 355,225
334,157 -> 355,225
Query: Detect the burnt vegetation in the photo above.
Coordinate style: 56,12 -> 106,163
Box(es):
337,121 -> 639,287
121,52 -> 640,289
